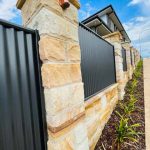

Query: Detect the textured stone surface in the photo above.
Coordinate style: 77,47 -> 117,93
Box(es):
103,32 -> 123,43
47,120 -> 89,150
47,102 -> 85,127
67,41 -> 81,62
42,63 -> 82,88
21,0 -> 79,24
63,3 -> 78,23
44,83 -> 84,115
27,8 -> 79,41
84,84 -> 118,150
39,36 -> 66,62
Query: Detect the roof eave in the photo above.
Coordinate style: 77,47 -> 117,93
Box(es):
81,5 -> 131,42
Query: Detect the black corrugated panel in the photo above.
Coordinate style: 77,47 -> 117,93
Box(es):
122,48 -> 127,71
79,23 -> 116,100
130,50 -> 133,66
0,20 -> 47,150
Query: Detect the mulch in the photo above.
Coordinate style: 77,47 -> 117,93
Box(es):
95,65 -> 145,150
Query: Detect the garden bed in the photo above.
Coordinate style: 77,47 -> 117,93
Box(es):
95,61 -> 145,150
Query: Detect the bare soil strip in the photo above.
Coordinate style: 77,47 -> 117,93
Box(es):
95,62 -> 145,150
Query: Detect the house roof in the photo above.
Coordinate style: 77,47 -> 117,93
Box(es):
81,5 -> 131,42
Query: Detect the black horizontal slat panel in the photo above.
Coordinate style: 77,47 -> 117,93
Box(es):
79,23 -> 116,99
0,20 -> 47,150
122,48 -> 127,71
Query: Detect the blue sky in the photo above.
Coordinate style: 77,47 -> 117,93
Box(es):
0,0 -> 150,57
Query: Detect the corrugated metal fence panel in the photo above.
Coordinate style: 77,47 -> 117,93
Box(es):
0,20 -> 47,150
130,50 -> 133,65
122,48 -> 127,71
79,23 -> 116,99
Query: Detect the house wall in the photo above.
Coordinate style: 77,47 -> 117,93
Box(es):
100,15 -> 108,24
100,15 -> 115,32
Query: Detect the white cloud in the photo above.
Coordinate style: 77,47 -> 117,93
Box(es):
123,16 -> 150,57
0,0 -> 20,21
79,2 -> 97,21
128,0 -> 143,6
128,0 -> 150,15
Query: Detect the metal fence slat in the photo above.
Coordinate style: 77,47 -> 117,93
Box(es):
79,23 -> 116,99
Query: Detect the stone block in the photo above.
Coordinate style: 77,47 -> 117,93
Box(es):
21,0 -> 63,24
21,0 -> 79,25
39,36 -> 66,62
74,122 -> 88,144
44,83 -> 84,115
113,42 -> 122,50
46,103 -> 85,128
47,118 -> 89,150
66,41 -> 81,62
103,32 -> 123,43
64,3 -> 78,23
27,7 -> 79,41
101,95 -> 107,109
75,137 -> 89,150
48,130 -> 75,150
115,55 -> 122,63
106,87 -> 117,101
42,63 -> 82,88
86,117 -> 99,141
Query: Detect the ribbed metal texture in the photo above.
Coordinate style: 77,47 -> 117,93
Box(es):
122,48 -> 127,71
130,50 -> 133,65
134,52 -> 136,64
79,23 -> 116,99
0,20 -> 47,150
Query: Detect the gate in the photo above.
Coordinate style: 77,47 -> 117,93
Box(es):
0,20 -> 47,150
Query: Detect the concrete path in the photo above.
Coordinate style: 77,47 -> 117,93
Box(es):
144,58 -> 150,150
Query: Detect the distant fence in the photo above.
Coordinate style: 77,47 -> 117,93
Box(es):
79,23 -> 116,99
130,50 -> 133,65
122,48 -> 127,71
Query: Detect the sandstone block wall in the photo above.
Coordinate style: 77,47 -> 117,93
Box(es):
17,0 -> 89,150
16,1 -> 141,149
84,84 -> 118,150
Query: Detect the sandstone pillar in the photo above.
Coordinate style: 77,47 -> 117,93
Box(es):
16,0 -> 89,149
122,42 -> 133,79
103,32 -> 125,100
131,47 -> 136,69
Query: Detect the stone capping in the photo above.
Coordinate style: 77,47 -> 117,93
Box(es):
121,42 -> 132,51
103,31 -> 123,41
16,0 -> 25,9
16,0 -> 80,9
84,83 -> 118,108
69,0 -> 80,9
48,111 -> 85,133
